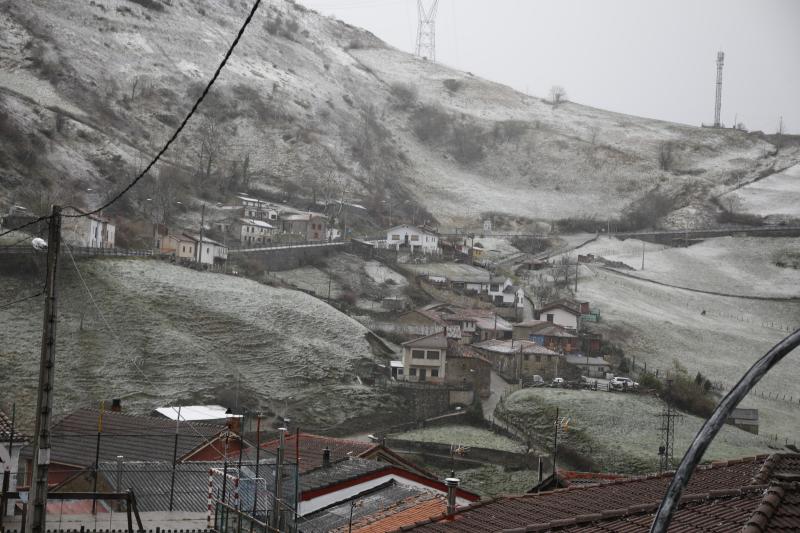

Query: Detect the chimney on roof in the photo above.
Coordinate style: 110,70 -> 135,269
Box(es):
444,477 -> 460,515
110,399 -> 122,412
322,446 -> 331,468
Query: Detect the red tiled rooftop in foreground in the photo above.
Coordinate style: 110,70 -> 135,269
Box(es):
261,432 -> 386,473
346,494 -> 447,533
403,455 -> 791,532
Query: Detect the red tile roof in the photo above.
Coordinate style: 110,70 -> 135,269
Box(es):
404,455 -> 775,532
261,433 -> 375,474
348,494 -> 447,533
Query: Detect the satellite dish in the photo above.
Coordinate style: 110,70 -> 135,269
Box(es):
31,238 -> 48,251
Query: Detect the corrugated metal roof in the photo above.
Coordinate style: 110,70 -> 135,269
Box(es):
20,408 -> 226,467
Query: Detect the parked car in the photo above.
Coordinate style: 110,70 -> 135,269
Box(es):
609,376 -> 639,391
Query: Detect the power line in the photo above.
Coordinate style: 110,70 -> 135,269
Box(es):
62,0 -> 264,220
0,215 -> 51,240
0,290 -> 44,311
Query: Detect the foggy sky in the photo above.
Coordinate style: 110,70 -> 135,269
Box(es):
301,0 -> 799,134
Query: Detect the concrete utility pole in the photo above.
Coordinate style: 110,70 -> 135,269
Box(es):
27,205 -> 62,533
641,242 -> 645,271
714,51 -> 724,128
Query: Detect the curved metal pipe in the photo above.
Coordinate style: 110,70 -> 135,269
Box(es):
650,328 -> 800,533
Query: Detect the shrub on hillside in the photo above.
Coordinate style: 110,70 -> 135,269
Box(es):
443,79 -> 463,94
410,104 -> 450,142
127,0 -> 165,11
389,82 -> 418,109
450,120 -> 486,164
618,189 -> 677,231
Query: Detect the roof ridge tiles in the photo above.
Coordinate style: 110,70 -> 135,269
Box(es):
742,483 -> 787,533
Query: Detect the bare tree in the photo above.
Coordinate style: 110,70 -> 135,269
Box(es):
549,85 -> 567,107
196,117 -> 224,186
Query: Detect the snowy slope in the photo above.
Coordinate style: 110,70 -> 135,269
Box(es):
0,0 -> 797,229
0,258 -> 397,430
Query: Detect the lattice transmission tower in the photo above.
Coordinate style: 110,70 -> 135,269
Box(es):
658,379 -> 683,473
416,0 -> 440,62
713,51 -> 725,127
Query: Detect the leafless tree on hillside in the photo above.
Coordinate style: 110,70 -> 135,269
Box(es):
549,85 -> 567,108
196,116 -> 224,186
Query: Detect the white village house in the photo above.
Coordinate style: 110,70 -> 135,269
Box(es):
383,224 -> 439,254
400,331 -> 448,383
159,233 -> 227,266
186,234 -> 227,266
61,207 -> 115,248
535,300 -> 583,332
235,218 -> 275,245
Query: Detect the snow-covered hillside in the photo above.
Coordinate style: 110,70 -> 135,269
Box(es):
0,0 -> 797,230
0,257 -> 398,430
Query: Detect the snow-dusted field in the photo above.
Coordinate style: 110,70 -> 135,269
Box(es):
575,258 -> 800,444
0,259 -> 397,429
579,235 -> 800,298
391,424 -> 524,453
501,388 -> 772,474
275,253 -> 409,311
721,164 -> 800,218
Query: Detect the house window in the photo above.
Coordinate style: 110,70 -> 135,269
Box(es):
182,246 -> 185,252
536,355 -> 542,362
426,350 -> 440,360
410,368 -> 417,376
410,235 -> 419,241
397,369 -> 404,375
431,369 -> 439,377
391,234 -> 400,240
412,350 -> 425,359
546,313 -> 554,323
524,354 -> 530,361
490,284 -> 499,292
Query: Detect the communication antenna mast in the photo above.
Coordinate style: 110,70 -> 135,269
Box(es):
657,379 -> 683,473
416,0 -> 440,62
714,51 -> 724,128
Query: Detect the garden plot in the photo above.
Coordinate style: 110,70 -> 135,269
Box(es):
276,253 -> 410,311
0,259 -> 400,430
500,388 -> 772,474
403,262 -> 492,281
577,265 -> 800,443
721,163 -> 800,219
577,236 -> 800,298
391,424 -> 524,453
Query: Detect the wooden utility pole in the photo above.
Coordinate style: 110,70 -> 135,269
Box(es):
27,205 -> 62,533
641,241 -> 645,271
197,203 -> 206,265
